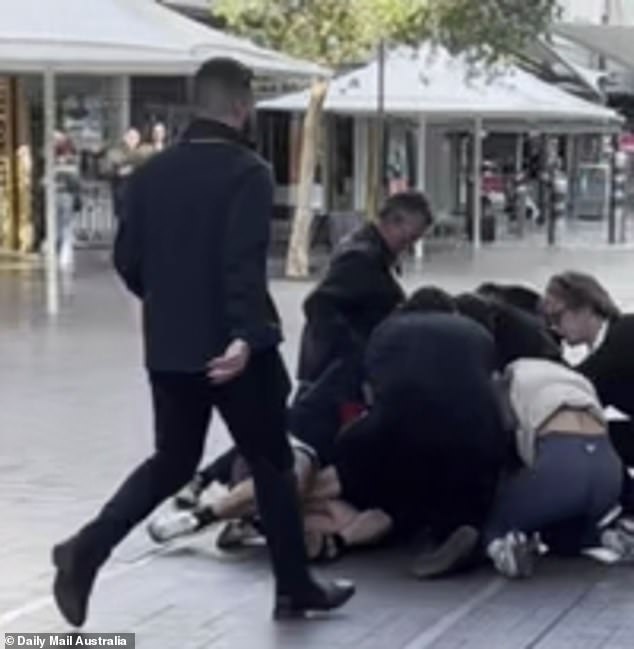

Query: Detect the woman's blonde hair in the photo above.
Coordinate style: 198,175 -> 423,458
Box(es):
546,271 -> 621,320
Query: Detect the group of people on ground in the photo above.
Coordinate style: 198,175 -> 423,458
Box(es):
50,56 -> 634,631
149,192 -> 634,581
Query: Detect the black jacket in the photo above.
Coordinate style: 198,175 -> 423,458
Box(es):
297,223 -> 404,382
365,312 -> 499,415
337,312 -> 506,535
492,302 -> 562,368
578,314 -> 634,418
114,119 -> 281,372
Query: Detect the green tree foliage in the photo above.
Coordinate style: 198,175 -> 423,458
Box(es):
214,0 -> 561,67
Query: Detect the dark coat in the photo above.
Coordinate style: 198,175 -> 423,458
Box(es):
578,314 -> 634,418
492,301 -> 562,368
337,312 -> 507,536
297,223 -> 405,382
114,119 -> 282,372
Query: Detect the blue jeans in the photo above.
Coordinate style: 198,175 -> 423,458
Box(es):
484,434 -> 622,554
55,192 -> 75,251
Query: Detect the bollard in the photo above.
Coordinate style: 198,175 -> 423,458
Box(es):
549,171 -> 568,246
515,173 -> 528,238
612,151 -> 628,244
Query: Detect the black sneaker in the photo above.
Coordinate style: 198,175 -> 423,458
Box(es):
411,526 -> 480,579
216,518 -> 262,550
273,579 -> 356,620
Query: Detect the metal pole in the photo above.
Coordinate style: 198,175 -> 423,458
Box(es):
566,134 -> 576,220
608,135 -> 618,244
415,115 -> 427,261
44,68 -> 59,316
375,39 -> 386,215
118,75 -> 131,136
515,133 -> 526,237
472,117 -> 483,251
613,149 -> 628,243
515,133 -> 524,177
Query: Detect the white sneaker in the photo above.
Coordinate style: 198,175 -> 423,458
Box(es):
174,475 -> 204,510
601,517 -> 634,562
147,511 -> 201,544
216,519 -> 262,550
487,531 -> 535,578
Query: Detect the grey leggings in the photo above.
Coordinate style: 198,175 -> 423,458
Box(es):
485,434 -> 622,554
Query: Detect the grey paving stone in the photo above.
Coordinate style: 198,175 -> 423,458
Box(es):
3,244 -> 634,647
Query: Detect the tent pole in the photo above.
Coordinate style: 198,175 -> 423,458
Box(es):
472,117 -> 483,251
374,38 -> 386,217
515,133 -> 524,176
44,67 -> 59,316
415,115 -> 427,261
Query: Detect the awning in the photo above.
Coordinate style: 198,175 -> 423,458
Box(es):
554,23 -> 634,72
0,0 -> 328,78
260,44 -> 621,128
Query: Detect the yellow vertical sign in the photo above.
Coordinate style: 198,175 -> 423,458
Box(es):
0,76 -> 32,252
0,77 -> 12,249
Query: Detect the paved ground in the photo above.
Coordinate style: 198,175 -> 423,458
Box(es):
2,243 -> 634,648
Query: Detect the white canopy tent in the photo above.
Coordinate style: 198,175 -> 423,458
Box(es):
0,0 -> 326,76
0,0 -> 327,315
260,45 -> 620,124
261,45 -> 622,250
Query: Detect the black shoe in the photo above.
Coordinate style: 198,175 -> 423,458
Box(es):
411,525 -> 480,579
273,579 -> 356,620
52,539 -> 101,627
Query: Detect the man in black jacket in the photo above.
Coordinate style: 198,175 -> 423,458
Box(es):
297,191 -> 432,384
51,58 -> 353,627
290,192 -> 432,465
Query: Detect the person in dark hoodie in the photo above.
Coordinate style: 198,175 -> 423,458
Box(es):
51,57 -> 354,628
335,287 -> 508,557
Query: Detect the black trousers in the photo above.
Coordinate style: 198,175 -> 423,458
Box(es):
78,349 -> 312,594
608,420 -> 634,514
289,354 -> 365,466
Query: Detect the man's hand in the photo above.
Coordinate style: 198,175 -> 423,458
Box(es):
207,339 -> 251,385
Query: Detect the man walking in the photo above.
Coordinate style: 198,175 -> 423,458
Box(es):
52,57 -> 354,627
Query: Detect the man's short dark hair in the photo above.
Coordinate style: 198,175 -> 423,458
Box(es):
378,190 -> 433,229
194,57 -> 254,116
477,282 -> 543,317
455,292 -> 495,334
400,286 -> 455,314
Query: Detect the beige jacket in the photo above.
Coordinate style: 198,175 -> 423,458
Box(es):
506,359 -> 606,467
